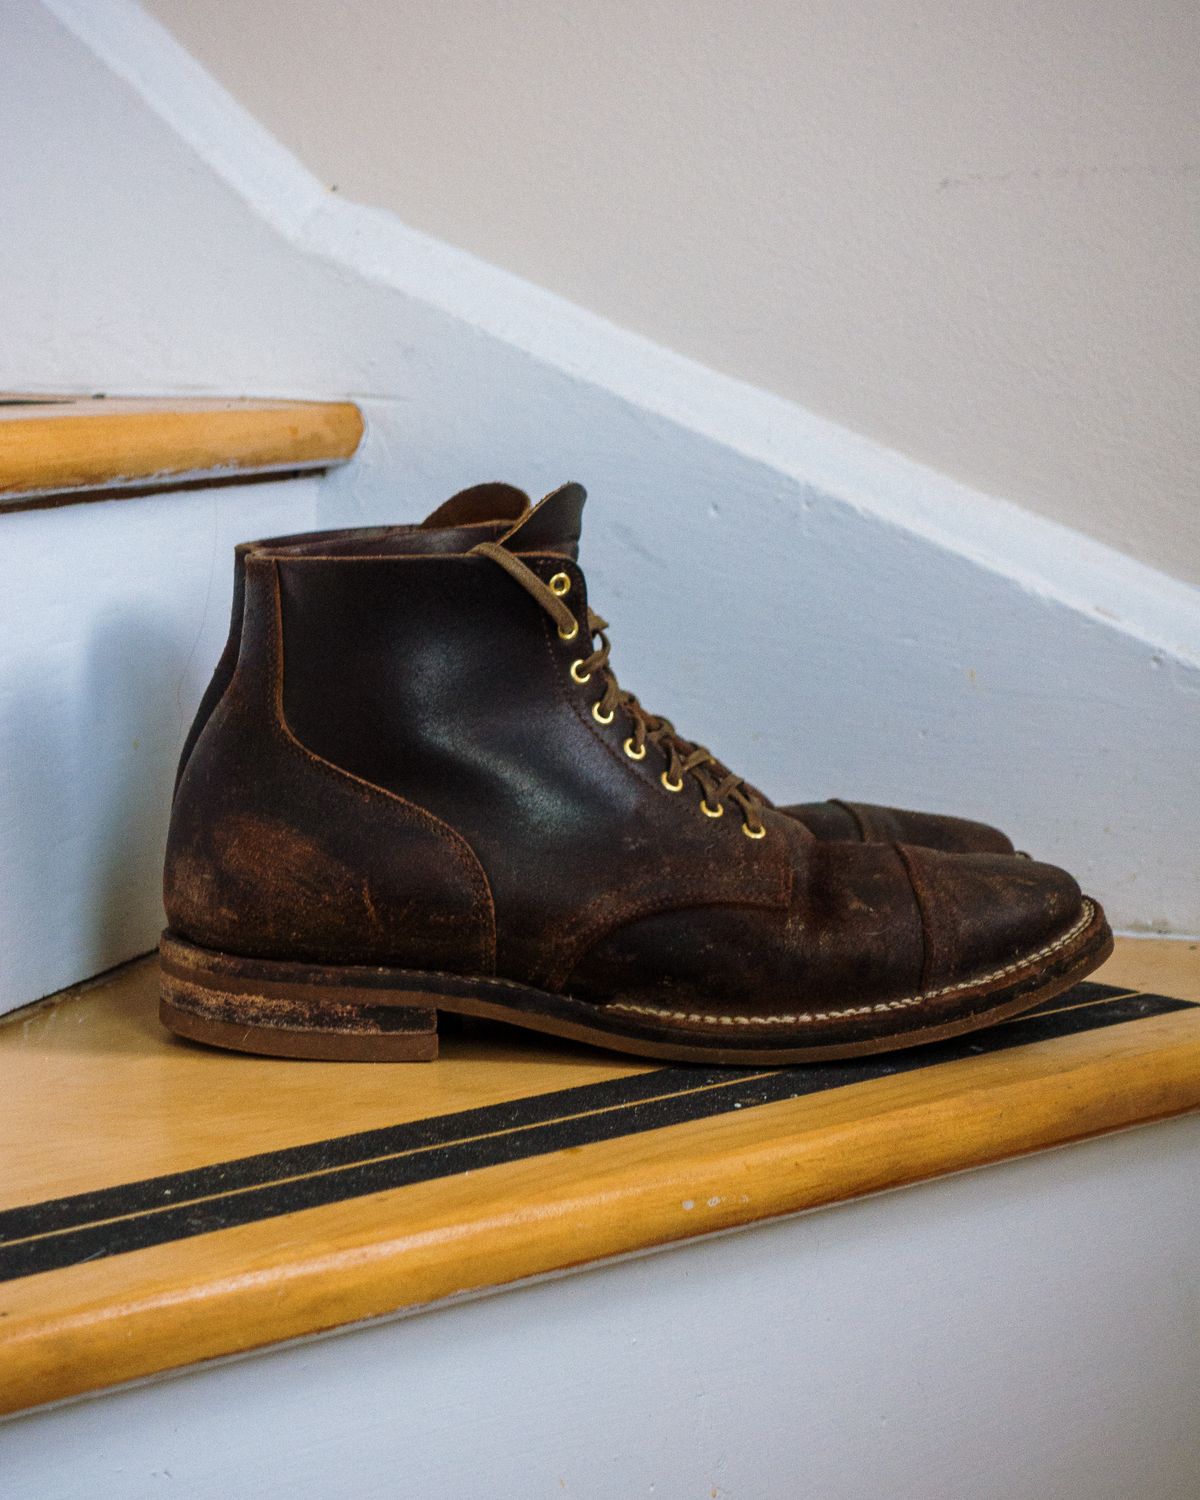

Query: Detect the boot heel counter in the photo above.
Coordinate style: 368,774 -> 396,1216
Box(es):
164,558 -> 496,973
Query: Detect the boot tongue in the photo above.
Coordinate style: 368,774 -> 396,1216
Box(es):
420,482 -> 531,529
498,482 -> 587,560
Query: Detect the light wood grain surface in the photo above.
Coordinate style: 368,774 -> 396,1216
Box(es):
0,396 -> 364,503
0,937 -> 1196,1415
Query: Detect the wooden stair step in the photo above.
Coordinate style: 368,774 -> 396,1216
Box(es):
1,936 -> 1198,1415
0,394 -> 364,508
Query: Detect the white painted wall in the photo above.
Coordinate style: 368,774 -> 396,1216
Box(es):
0,0 -> 1197,1014
0,481 -> 324,1010
6,1115 -> 1200,1498
144,0 -> 1200,588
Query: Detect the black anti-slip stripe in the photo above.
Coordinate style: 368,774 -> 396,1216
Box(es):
0,983 -> 1191,1283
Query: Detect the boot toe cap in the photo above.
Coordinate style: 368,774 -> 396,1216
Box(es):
898,845 -> 1087,993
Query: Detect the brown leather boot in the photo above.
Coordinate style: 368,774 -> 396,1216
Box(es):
161,483 -> 1110,1064
175,484 -> 1015,856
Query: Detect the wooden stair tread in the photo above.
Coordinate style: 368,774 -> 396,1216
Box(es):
1,936 -> 1197,1415
0,395 -> 364,505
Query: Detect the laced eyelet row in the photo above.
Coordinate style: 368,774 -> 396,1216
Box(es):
471,540 -> 766,842
549,589 -> 766,842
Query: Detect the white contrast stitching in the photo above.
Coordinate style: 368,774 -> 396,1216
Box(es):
605,900 -> 1096,1028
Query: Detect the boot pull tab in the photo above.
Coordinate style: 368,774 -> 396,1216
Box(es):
498,482 -> 587,557
420,482 -> 531,529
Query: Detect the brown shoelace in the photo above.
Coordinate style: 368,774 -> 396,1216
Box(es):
472,540 -> 767,838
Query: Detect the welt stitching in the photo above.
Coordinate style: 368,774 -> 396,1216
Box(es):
604,900 -> 1096,1027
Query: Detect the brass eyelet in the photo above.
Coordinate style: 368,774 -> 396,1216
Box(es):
623,737 -> 646,761
742,822 -> 767,840
549,572 -> 571,597
592,702 -> 615,725
557,619 -> 579,642
700,799 -> 724,819
570,659 -> 591,684
661,770 -> 684,793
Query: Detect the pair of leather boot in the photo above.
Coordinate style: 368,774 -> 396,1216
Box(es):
161,482 -> 1111,1063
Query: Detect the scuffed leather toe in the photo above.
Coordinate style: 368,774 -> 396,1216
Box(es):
783,799 -> 1014,855
896,844 -> 1084,994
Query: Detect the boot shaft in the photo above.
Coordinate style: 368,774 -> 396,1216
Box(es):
172,482 -> 534,793
168,487 -> 791,984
